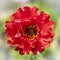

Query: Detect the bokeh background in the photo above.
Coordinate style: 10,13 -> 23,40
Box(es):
0,0 -> 60,60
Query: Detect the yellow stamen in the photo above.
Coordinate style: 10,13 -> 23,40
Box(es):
23,25 -> 40,41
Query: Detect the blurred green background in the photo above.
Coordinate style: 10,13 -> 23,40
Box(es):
0,0 -> 60,60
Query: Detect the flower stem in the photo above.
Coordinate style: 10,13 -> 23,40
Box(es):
29,53 -> 47,60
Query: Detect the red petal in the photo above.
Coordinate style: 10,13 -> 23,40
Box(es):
23,40 -> 31,54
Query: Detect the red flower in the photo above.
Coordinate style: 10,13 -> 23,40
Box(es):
5,6 -> 55,55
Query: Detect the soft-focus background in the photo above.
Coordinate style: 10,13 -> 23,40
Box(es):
0,0 -> 60,60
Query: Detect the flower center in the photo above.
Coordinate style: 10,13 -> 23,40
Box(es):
23,25 -> 40,40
